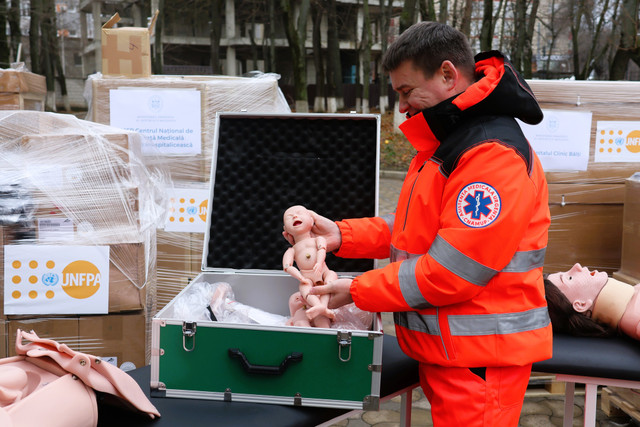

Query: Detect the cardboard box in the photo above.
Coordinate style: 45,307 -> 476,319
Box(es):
101,12 -> 157,78
6,311 -> 148,369
0,317 -> 6,359
617,173 -> 640,281
1,236 -> 149,314
156,230 -> 203,310
545,183 -> 625,275
0,69 -> 46,111
527,81 -> 640,274
88,74 -> 291,182
0,93 -> 45,111
528,80 -> 640,184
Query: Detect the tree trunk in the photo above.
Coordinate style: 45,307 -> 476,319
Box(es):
325,0 -> 342,111
420,0 -> 436,22
153,0 -> 164,74
610,0 -> 639,79
8,0 -> 20,62
479,0 -> 493,51
248,3 -> 259,71
0,0 -> 9,68
361,0 -> 371,113
311,3 -> 325,112
510,0 -> 527,73
379,0 -> 393,115
281,0 -> 310,112
522,0 -> 540,78
267,0 -> 277,72
40,0 -> 56,110
29,0 -> 42,74
400,0 -> 418,32
459,0 -> 473,37
438,0 -> 448,23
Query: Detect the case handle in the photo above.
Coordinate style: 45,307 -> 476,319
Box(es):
228,348 -> 303,375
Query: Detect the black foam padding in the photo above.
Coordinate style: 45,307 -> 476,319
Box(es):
533,333 -> 640,381
207,114 -> 378,272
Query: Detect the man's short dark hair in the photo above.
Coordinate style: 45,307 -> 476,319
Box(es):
382,21 -> 475,81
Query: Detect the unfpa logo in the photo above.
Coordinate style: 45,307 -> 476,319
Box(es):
9,258 -> 102,301
62,260 -> 102,299
598,128 -> 640,155
625,130 -> 640,154
4,245 -> 109,315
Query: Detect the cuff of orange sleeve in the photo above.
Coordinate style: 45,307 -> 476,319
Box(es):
334,220 -> 354,258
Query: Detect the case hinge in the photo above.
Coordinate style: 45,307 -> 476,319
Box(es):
224,388 -> 232,402
337,330 -> 352,362
182,321 -> 197,352
368,364 -> 382,372
294,392 -> 302,406
363,395 -> 380,411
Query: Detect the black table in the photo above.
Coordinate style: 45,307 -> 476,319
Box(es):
97,334 -> 420,426
532,333 -> 640,427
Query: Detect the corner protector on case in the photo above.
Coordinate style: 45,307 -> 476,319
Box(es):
363,395 -> 380,411
150,382 -> 166,397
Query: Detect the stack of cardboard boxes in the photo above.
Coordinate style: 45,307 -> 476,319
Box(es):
0,67 -> 46,111
0,111 -> 164,368
86,73 -> 291,309
527,80 -> 640,276
615,173 -> 640,285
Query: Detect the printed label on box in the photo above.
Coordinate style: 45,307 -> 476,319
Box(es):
4,245 -> 110,315
518,110 -> 591,171
38,218 -> 74,241
164,187 -> 209,233
109,88 -> 202,156
595,121 -> 640,163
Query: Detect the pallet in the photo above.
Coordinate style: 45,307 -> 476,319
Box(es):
601,387 -> 640,422
527,372 -> 581,396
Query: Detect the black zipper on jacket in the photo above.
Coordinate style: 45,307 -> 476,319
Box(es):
402,160 -> 427,231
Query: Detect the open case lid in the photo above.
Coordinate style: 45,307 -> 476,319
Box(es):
203,112 -> 380,274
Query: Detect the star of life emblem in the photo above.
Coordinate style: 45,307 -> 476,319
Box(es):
456,182 -> 501,228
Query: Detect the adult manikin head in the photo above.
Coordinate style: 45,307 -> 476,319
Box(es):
546,263 -> 609,315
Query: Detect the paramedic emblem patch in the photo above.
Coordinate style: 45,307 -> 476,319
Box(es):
456,182 -> 501,228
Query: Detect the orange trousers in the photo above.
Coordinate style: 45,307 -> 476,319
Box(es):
419,362 -> 532,426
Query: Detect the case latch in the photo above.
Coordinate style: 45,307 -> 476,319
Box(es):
182,321 -> 197,352
337,330 -> 352,362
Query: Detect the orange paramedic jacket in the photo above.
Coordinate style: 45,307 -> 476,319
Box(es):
336,51 -> 553,367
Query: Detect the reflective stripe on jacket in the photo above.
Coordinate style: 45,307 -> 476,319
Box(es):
335,51 -> 552,367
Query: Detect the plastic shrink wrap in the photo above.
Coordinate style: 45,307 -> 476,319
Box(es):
85,72 -> 291,310
526,80 -> 640,278
0,110 -> 170,367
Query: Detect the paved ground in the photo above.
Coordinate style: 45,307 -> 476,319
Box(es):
323,173 -> 637,426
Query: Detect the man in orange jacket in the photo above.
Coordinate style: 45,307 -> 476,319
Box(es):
288,21 -> 552,426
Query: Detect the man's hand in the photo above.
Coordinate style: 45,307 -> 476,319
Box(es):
309,278 -> 354,309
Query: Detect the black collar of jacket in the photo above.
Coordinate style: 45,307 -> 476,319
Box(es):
419,50 -> 543,144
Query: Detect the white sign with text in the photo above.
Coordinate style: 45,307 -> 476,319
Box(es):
110,88 -> 202,155
518,109 -> 592,171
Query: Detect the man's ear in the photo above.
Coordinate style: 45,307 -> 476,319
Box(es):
440,60 -> 458,89
572,298 -> 593,313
